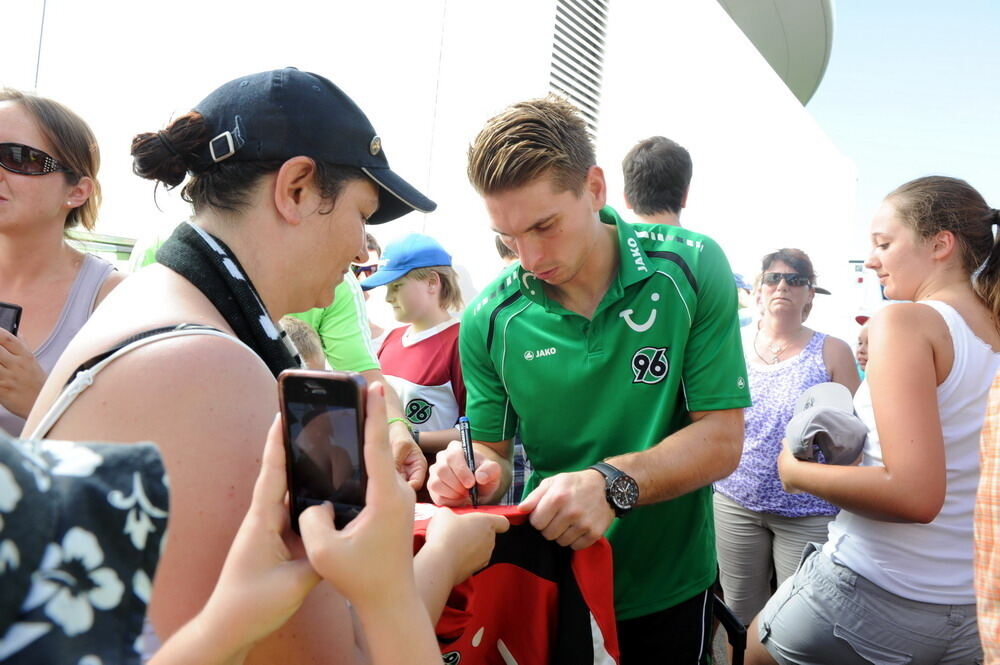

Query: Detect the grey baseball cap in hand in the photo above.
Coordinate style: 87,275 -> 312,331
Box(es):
784,382 -> 869,465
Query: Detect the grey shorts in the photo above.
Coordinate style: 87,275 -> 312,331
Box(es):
758,543 -> 983,665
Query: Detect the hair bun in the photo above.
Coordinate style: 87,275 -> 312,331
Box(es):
131,112 -> 206,189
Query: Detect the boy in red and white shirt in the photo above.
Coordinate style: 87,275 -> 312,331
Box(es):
361,234 -> 465,455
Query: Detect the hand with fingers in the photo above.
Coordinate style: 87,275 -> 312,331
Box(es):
0,328 -> 46,419
413,506 -> 510,623
150,414 -> 321,665
153,383 -> 445,665
299,381 -> 418,603
298,382 -> 443,665
390,429 -> 428,491
427,440 -> 504,507
518,469 -> 614,550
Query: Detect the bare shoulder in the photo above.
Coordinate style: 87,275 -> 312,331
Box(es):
869,302 -> 947,341
43,332 -> 276,448
94,270 -> 127,306
821,333 -> 861,392
821,334 -> 854,357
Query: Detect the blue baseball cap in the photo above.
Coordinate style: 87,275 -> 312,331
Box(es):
360,234 -> 452,289
191,68 -> 436,224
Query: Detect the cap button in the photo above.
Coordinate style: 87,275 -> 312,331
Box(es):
369,136 -> 382,156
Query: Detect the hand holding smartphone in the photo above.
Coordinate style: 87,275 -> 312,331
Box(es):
279,370 -> 368,532
0,302 -> 22,336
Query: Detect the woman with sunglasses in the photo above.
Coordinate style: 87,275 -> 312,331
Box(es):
0,89 -> 123,436
714,248 -> 859,627
747,178 -> 1000,665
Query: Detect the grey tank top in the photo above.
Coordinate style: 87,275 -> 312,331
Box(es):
0,253 -> 115,436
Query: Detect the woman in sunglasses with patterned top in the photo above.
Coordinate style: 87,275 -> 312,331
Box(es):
714,247 -> 859,627
0,89 -> 122,435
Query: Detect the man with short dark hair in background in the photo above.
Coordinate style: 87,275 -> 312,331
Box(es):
622,136 -> 692,227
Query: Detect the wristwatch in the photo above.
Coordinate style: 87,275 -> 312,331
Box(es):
588,461 -> 639,517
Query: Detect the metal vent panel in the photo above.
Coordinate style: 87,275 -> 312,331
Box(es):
549,0 -> 609,134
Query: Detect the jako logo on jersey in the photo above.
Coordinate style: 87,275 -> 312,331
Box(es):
442,651 -> 460,664
631,347 -> 669,384
523,347 -> 557,361
405,398 -> 434,424
619,293 -> 660,332
626,237 -> 649,273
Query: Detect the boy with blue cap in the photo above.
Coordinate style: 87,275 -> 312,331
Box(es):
361,234 -> 466,456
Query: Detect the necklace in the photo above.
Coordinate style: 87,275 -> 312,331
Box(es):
754,328 -> 794,364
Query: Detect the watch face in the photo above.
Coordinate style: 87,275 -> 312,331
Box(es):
609,475 -> 639,510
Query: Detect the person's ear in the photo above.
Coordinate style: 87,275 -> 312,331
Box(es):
65,176 -> 94,209
426,270 -> 441,293
585,165 -> 607,211
273,157 -> 320,225
623,191 -> 633,211
929,230 -> 956,261
680,189 -> 689,210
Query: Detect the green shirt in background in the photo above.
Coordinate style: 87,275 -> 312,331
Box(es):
460,206 -> 751,620
289,272 -> 380,373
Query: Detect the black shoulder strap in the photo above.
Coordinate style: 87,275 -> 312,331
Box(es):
63,323 -> 221,388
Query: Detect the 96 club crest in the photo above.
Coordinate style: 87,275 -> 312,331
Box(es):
631,347 -> 669,384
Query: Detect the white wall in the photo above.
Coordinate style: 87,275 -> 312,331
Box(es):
3,0 -> 860,340
598,1 -> 858,343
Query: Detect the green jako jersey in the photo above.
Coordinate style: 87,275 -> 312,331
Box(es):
460,207 -> 750,619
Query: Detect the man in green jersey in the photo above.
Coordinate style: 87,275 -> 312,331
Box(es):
427,97 -> 750,663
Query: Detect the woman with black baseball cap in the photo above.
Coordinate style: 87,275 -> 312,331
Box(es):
20,69 -> 506,664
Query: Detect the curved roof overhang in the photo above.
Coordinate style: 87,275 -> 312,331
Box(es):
717,0 -> 834,105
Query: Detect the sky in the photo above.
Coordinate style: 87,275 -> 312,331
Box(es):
805,0 -> 1000,255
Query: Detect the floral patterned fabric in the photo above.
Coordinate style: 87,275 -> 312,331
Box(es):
0,432 -> 168,664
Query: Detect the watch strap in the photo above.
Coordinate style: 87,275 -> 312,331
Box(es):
589,461 -> 625,481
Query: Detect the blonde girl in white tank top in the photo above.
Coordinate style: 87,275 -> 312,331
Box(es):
746,176 -> 1000,665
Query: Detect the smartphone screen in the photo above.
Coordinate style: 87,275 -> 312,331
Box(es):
280,370 -> 367,532
0,302 -> 22,335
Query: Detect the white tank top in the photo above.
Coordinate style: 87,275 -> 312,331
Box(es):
824,300 -> 1000,604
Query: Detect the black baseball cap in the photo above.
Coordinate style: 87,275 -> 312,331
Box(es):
191,68 -> 435,224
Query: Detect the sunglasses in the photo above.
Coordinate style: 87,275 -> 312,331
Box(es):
0,142 -> 74,176
762,272 -> 812,288
352,264 -> 378,278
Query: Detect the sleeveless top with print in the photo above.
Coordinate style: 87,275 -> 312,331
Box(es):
715,331 -> 839,517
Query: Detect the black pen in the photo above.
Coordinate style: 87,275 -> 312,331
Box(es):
457,416 -> 478,507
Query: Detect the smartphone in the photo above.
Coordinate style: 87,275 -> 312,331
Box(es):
278,369 -> 367,533
0,302 -> 22,336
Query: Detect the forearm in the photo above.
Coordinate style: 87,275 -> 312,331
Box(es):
416,428 -> 460,454
353,583 -> 442,665
783,460 -> 941,523
371,373 -> 416,447
474,441 -> 512,504
151,607 -> 250,665
413,545 -> 459,623
609,409 -> 743,504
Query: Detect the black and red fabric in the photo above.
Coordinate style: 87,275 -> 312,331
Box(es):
413,505 -> 620,664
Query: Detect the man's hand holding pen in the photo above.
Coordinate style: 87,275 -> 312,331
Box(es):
426,424 -> 506,507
